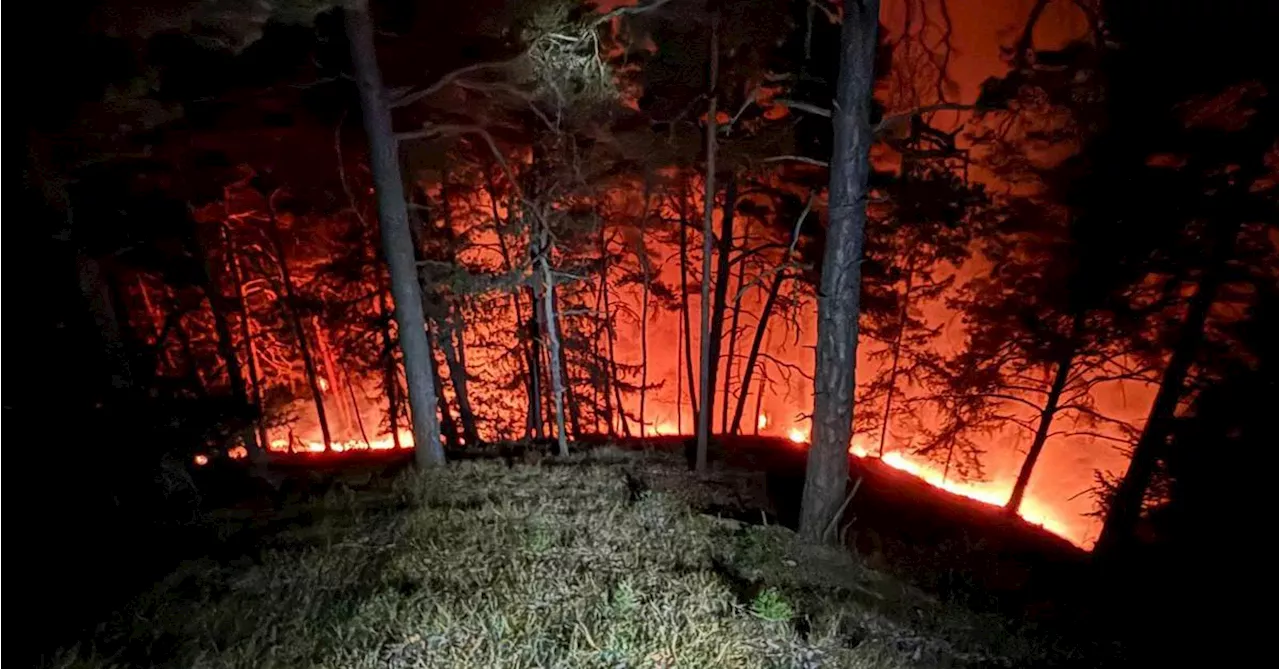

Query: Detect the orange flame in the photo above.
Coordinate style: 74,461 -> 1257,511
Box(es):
193,454 -> 209,466
758,413 -> 769,430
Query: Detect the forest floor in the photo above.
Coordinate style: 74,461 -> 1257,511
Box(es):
45,446 -> 1105,669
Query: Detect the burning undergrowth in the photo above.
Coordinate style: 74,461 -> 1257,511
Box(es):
53,449 -> 1093,669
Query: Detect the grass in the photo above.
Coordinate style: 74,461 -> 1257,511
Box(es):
49,447 -> 1085,668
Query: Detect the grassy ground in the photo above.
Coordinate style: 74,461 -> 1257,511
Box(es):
49,448 -> 1088,668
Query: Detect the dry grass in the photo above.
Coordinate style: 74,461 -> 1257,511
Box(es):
49,448 -> 1080,668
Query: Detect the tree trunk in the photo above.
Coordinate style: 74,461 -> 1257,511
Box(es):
345,0 -> 445,466
876,256 -> 916,457
226,224 -> 270,456
538,224 -> 570,456
798,0 -> 880,543
378,291 -> 402,449
267,211 -> 332,451
730,271 -> 784,434
439,310 -> 480,446
1094,223 -> 1237,556
553,290 -> 583,437
425,320 -> 461,450
1006,346 -> 1076,513
678,190 -> 699,428
722,217 -> 748,433
483,169 -> 539,438
708,177 -> 738,434
638,181 -> 652,436
602,265 -> 631,438
695,13 -> 720,473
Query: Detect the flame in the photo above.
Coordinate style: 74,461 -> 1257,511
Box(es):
317,377 -> 329,392
267,429 -> 416,454
193,454 -> 209,466
758,413 -> 769,430
848,441 -> 1076,541
788,428 -> 807,444
228,445 -> 248,460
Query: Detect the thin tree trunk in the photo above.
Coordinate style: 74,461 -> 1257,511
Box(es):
678,191 -> 699,427
425,320 -> 461,450
439,311 -> 480,446
345,0 -> 445,466
876,256 -> 916,457
717,184 -> 742,433
226,224 -> 270,456
346,375 -> 372,448
730,272 -> 784,434
638,177 -> 653,435
553,292 -> 583,437
695,13 -> 720,473
267,211 -> 332,451
1006,346 -> 1076,513
195,228 -> 263,460
798,0 -> 880,542
483,169 -> 539,437
752,365 -> 766,435
378,291 -> 402,449
538,224 -> 569,456
1095,223 -> 1238,556
703,176 -> 737,443
677,312 -> 684,435
596,270 -> 617,436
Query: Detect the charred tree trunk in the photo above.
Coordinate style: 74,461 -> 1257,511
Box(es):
798,0 -> 880,542
706,176 -> 738,435
268,210 -> 332,451
1006,344 -> 1076,514
638,181 -> 652,436
553,291 -> 583,437
695,13 -> 720,473
1095,224 -> 1237,557
345,0 -> 445,466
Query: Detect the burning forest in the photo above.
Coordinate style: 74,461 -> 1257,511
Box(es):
16,0 -> 1276,666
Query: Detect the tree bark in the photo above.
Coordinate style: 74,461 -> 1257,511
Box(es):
638,180 -> 652,435
267,211 -> 332,451
345,0 -> 445,466
722,217 -> 747,433
538,223 -> 570,456
378,291 -> 402,449
798,0 -> 880,542
730,271 -> 784,434
425,320 -> 461,450
695,13 -> 720,473
1094,223 -> 1237,556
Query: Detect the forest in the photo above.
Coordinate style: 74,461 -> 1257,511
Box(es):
15,0 -> 1276,666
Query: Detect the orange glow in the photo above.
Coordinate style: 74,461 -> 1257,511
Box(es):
317,377 -> 329,392
193,454 -> 209,466
758,413 -> 769,430
267,429 -> 416,454
788,428 -> 807,444
848,441 -> 1076,541
227,445 -> 248,460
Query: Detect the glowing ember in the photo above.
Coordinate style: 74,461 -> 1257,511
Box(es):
317,377 -> 329,392
788,428 -> 807,444
758,414 -> 769,430
228,445 -> 248,460
193,454 -> 210,466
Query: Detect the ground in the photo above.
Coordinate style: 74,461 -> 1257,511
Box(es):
47,447 -> 1092,668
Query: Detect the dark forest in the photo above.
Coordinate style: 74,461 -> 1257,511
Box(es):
13,0 -> 1276,666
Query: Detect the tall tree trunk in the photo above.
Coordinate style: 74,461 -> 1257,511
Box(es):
1006,346 -> 1076,513
194,229 -> 262,460
678,191 -> 699,427
267,211 -> 332,451
538,223 -> 569,456
1095,223 -> 1237,556
226,224 -> 270,456
553,291 -> 583,437
711,178 -> 739,433
378,291 -> 402,449
798,0 -> 880,542
695,13 -> 720,473
730,271 -> 784,434
439,311 -> 480,446
876,256 -> 916,457
345,0 -> 445,466
594,274 -> 616,435
677,312 -> 684,435
483,169 -> 539,437
425,320 -> 461,450
752,366 -> 766,435
638,181 -> 652,436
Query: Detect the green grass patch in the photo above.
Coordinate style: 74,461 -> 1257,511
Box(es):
49,449 -> 1083,668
